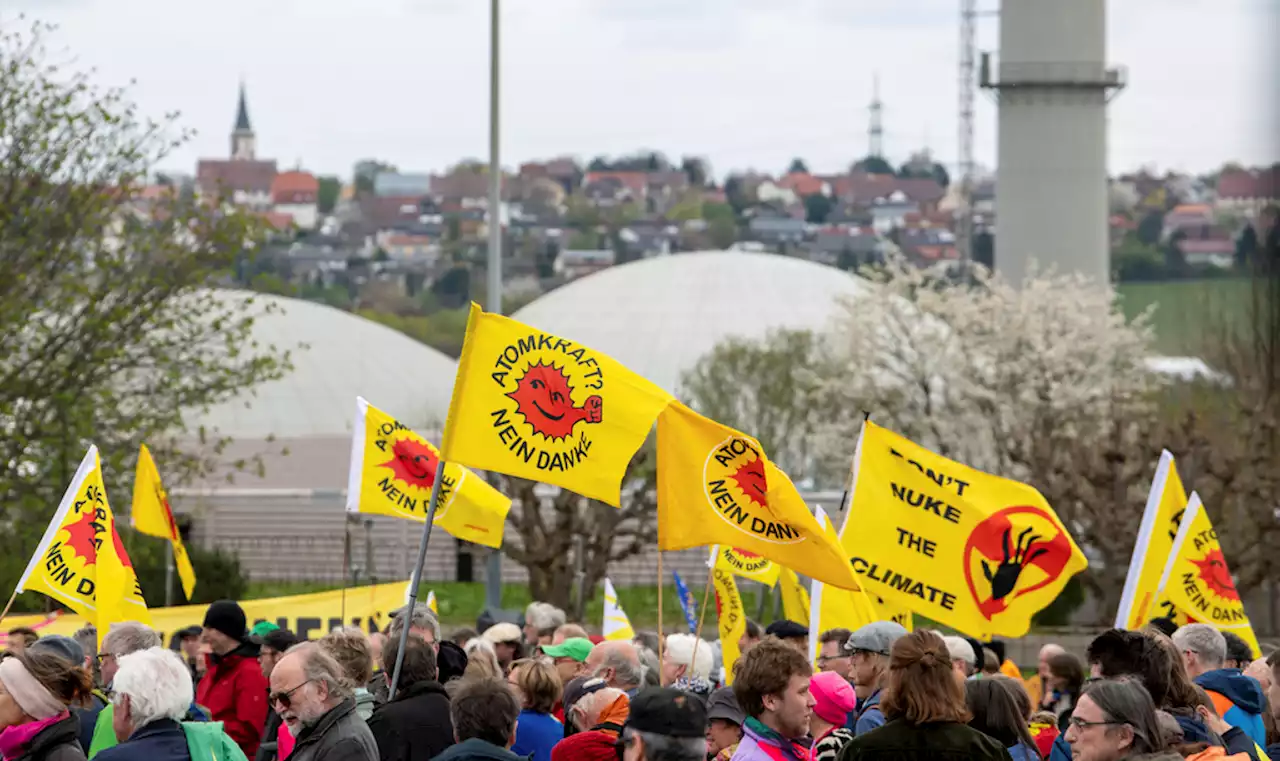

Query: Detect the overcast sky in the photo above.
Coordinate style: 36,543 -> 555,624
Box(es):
8,0 -> 1277,180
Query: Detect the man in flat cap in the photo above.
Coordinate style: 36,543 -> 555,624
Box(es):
843,620 -> 908,735
620,687 -> 706,761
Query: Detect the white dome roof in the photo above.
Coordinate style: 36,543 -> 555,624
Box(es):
188,291 -> 458,439
512,251 -> 871,392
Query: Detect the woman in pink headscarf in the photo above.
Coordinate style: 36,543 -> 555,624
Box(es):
0,650 -> 93,761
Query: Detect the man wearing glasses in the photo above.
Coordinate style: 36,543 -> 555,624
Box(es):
267,642 -> 376,761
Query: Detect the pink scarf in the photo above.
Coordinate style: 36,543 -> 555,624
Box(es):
0,712 -> 70,761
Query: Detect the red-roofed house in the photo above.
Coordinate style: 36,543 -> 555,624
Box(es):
777,172 -> 830,198
1216,165 -> 1280,214
195,84 -> 278,210
582,171 -> 648,207
272,171 -> 320,229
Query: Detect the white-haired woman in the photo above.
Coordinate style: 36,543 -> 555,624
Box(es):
461,639 -> 503,681
94,647 -> 240,761
660,634 -> 715,697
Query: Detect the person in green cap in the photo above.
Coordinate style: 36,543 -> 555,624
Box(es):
541,637 -> 594,724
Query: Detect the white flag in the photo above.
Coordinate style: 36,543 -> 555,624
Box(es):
602,577 -> 635,641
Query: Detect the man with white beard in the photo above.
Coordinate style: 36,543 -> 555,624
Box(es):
268,643 -> 377,761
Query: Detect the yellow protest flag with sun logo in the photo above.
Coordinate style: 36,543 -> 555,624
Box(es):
16,446 -> 150,638
656,401 -> 859,590
1116,450 -> 1192,630
710,555 -> 747,685
1156,494 -> 1261,658
441,303 -> 674,507
348,397 -> 511,548
845,421 -> 1086,639
713,546 -> 781,586
132,444 -> 197,600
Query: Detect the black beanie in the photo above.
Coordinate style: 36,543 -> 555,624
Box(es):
203,600 -> 247,641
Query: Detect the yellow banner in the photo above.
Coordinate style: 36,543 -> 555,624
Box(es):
2,581 -> 411,642
845,422 -> 1087,639
441,303 -> 673,506
1157,494 -> 1261,657
16,447 -> 150,636
132,444 -> 197,600
348,397 -> 511,548
779,567 -> 810,623
655,402 -> 859,590
712,562 -> 746,685
713,547 -> 781,587
1116,451 -> 1190,630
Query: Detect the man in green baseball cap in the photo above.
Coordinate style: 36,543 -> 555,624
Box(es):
542,637 -> 594,684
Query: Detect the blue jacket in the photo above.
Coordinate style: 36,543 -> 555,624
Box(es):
1007,743 -> 1040,761
509,711 -> 560,761
1196,668 -> 1267,747
1049,734 -> 1070,761
96,720 -> 191,761
853,689 -> 885,736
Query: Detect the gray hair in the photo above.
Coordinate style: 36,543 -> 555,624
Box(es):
112,648 -> 194,729
943,635 -> 976,668
1082,678 -> 1163,755
635,646 -> 659,688
622,727 -> 704,761
286,642 -> 354,701
524,603 -> 566,634
387,605 -> 440,644
73,625 -> 98,665
1171,624 -> 1227,669
103,622 -> 162,657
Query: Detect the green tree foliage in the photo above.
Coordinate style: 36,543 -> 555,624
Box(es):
316,175 -> 341,214
1137,210 -> 1164,246
803,193 -> 833,224
681,329 -> 824,479
0,22 -> 291,604
787,158 -> 809,175
680,156 -> 710,188
853,156 -> 894,175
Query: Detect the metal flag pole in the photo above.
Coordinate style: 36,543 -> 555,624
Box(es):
483,0 -> 504,615
163,549 -> 175,607
388,459 -> 447,698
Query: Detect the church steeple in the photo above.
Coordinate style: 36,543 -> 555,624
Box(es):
231,81 -> 256,161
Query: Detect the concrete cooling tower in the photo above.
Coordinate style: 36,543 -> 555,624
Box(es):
982,0 -> 1124,284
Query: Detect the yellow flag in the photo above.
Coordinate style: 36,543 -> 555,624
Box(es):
809,507 -> 883,661
711,559 -> 746,685
349,397 -> 512,548
1116,450 -> 1190,630
656,402 -> 859,590
426,590 -> 438,615
16,447 -> 150,637
602,578 -> 635,641
779,567 -> 811,623
441,303 -> 674,506
132,444 -> 197,600
713,546 -> 781,586
870,594 -> 915,631
845,422 -> 1087,638
1157,494 -> 1261,657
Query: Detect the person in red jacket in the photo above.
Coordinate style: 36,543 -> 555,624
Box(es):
196,600 -> 269,758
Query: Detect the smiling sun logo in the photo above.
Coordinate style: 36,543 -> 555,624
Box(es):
730,457 -> 767,509
507,361 -> 603,441
1191,549 -> 1239,601
382,437 -> 441,490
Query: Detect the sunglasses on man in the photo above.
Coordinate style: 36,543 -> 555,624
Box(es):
269,679 -> 314,709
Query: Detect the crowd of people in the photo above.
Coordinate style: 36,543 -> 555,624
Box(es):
0,602 -> 1277,761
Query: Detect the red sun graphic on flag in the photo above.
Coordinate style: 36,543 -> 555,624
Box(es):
507,361 -> 602,440
732,548 -> 761,558
731,457 -> 767,509
1191,550 -> 1238,601
382,438 -> 440,490
111,527 -> 135,571
63,509 -> 104,563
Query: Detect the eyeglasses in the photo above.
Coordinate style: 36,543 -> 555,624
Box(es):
95,653 -> 115,665
816,654 -> 851,665
269,680 -> 314,709
1068,717 -> 1124,731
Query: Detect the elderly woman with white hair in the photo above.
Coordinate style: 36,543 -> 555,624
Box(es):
93,648 -> 241,761
660,634 -> 715,697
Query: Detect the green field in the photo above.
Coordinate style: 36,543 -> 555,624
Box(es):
1116,278 -> 1255,354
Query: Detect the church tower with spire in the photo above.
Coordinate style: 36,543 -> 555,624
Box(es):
231,82 -> 256,161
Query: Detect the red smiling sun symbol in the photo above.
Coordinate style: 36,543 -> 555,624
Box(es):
112,527 -> 135,571
382,438 -> 440,490
1191,550 -> 1239,601
731,456 -> 768,509
507,361 -> 602,440
63,508 -> 105,563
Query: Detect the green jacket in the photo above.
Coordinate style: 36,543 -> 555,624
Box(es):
182,721 -> 249,761
88,706 -> 224,760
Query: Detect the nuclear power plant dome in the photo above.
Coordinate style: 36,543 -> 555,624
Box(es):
186,290 -> 458,439
511,251 -> 871,393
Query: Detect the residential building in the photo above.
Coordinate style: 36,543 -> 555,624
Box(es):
272,171 -> 320,229
1174,224 -> 1235,267
195,83 -> 278,209
582,171 -> 647,207
373,171 -> 432,198
748,216 -> 808,245
1162,203 -> 1215,240
555,249 -> 615,279
1216,165 -> 1280,215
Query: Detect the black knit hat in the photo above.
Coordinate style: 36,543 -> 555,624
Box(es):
627,688 -> 707,738
203,600 -> 247,641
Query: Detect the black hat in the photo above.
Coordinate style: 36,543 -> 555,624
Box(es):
1147,617 -> 1178,638
964,637 -> 985,668
177,626 -> 202,639
627,687 -> 707,738
765,620 -> 808,640
705,686 -> 745,726
563,676 -> 608,713
203,600 -> 248,641
1221,631 -> 1253,665
30,635 -> 84,666
984,640 -> 1006,664
436,640 -> 469,684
